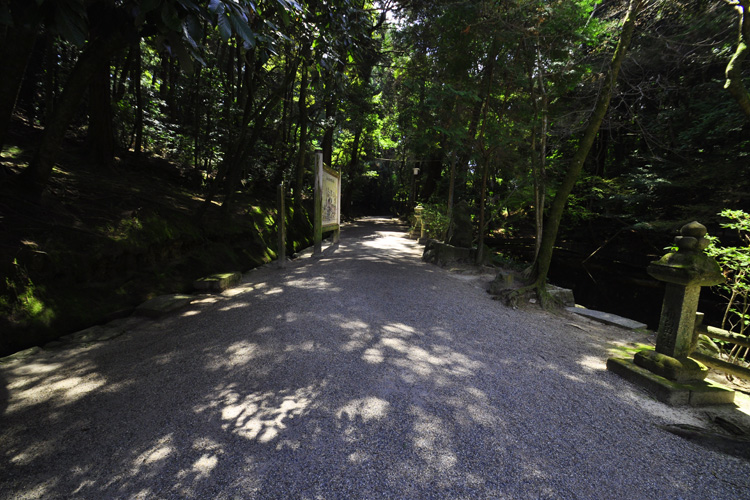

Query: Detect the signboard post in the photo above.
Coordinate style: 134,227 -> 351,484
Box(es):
313,150 -> 341,255
277,182 -> 286,268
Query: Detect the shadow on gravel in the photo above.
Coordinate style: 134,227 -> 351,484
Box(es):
0,371 -> 6,418
1,217 -> 749,499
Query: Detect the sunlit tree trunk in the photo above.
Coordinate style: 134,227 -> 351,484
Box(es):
725,0 -> 750,118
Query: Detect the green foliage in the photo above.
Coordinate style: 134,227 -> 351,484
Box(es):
706,209 -> 750,346
417,203 -> 450,240
1,259 -> 54,328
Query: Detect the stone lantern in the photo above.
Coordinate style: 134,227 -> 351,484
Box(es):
413,204 -> 425,239
607,222 -> 734,406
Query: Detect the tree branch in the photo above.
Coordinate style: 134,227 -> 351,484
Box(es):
724,0 -> 750,118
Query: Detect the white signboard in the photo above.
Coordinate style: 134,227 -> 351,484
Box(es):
321,165 -> 340,230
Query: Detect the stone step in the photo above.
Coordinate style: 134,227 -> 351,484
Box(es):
566,306 -> 648,330
193,272 -> 242,292
134,294 -> 193,318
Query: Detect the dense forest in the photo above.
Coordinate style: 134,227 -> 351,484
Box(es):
1,0 -> 750,355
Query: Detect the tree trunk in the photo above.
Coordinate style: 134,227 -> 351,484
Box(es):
343,126 -> 363,216
475,44 -> 498,264
17,32 -> 126,193
322,99 -> 335,168
447,152 -> 457,224
531,42 -> 548,261
530,0 -> 642,294
88,56 -> 115,168
0,26 -> 36,151
293,63 -> 310,211
43,34 -> 58,125
112,45 -> 133,103
476,155 -> 490,263
220,89 -> 285,212
458,43 -> 499,197
725,0 -> 750,118
133,42 -> 143,156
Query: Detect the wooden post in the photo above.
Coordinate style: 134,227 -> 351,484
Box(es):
333,165 -> 342,244
277,182 -> 286,268
313,150 -> 323,255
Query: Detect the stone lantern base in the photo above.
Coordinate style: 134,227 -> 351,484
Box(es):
607,221 -> 735,406
607,356 -> 735,406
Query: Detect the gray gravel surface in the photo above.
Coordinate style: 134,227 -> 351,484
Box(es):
1,217 -> 749,499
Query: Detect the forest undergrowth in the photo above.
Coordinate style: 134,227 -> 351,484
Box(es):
0,123 -> 309,357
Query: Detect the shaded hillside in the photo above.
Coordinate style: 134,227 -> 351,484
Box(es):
0,125 -> 311,357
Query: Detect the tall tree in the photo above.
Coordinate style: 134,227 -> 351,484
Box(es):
527,0 -> 644,304
724,0 -> 750,118
0,23 -> 36,152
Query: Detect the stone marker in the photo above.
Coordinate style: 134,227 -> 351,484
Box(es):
546,285 -> 575,308
193,272 -> 242,293
446,200 -> 473,248
422,239 -> 475,266
607,221 -> 734,406
488,270 -> 514,295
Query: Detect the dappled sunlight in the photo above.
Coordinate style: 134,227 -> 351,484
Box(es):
340,320 -> 369,330
151,352 -> 178,366
3,218 -> 749,499
362,347 -> 385,364
39,376 -> 107,405
190,453 -> 219,480
358,233 -> 422,256
283,275 -> 342,293
426,326 -> 454,341
280,311 -> 299,323
374,325 -> 484,380
196,383 -> 319,444
223,280 -> 270,297
9,439 -> 58,467
283,340 -> 317,353
204,340 -> 260,371
336,397 -> 391,424
192,296 -> 220,305
132,434 -> 175,469
172,438 -> 226,491
9,480 -> 58,500
410,405 -> 458,472
223,287 -> 251,297
617,388 -> 709,427
382,323 -> 416,337
218,301 -> 250,312
578,354 -> 607,372
7,361 -> 62,379
6,361 -> 107,413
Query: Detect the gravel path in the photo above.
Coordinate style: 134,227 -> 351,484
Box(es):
1,217 -> 749,499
